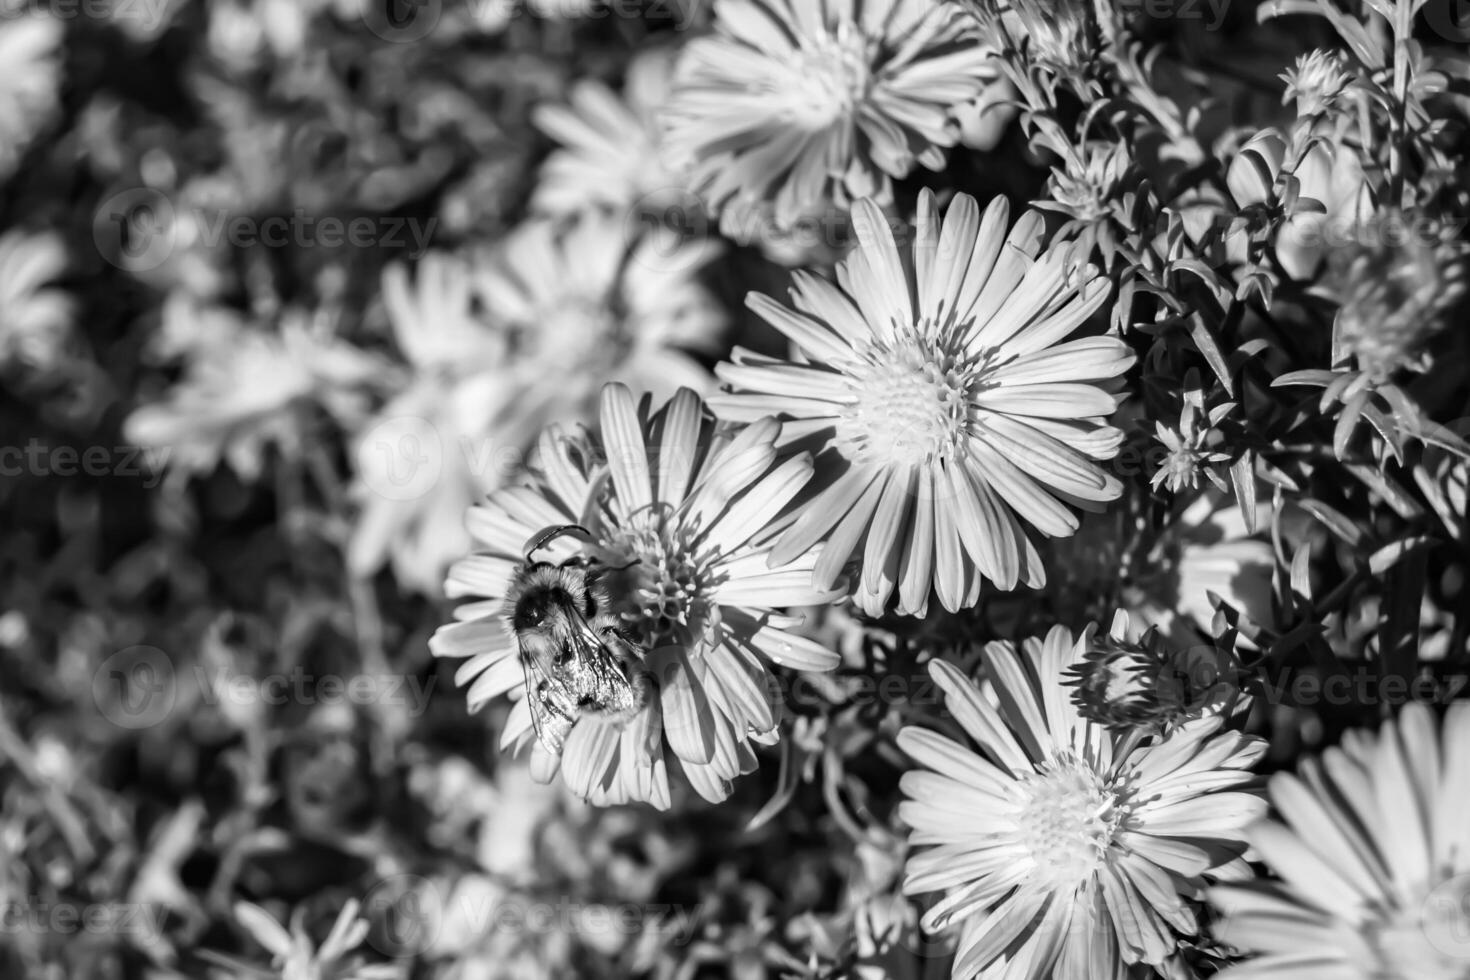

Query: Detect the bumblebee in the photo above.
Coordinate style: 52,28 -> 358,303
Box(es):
507,524 -> 653,754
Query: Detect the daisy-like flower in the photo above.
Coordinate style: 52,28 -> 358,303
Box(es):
351,210 -> 725,596
1152,370 -> 1233,494
1327,208 -> 1467,382
125,308 -> 384,482
898,625 -> 1267,980
473,209 -> 724,403
661,0 -> 1005,231
1210,702 -> 1470,980
0,230 -> 73,373
0,13 -> 62,184
217,898 -> 399,980
429,383 -> 841,808
711,191 -> 1133,617
1282,49 -> 1353,119
348,253 -> 513,595
531,46 -> 686,217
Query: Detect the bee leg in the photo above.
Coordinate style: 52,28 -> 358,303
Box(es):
582,557 -> 642,595
598,624 -> 645,663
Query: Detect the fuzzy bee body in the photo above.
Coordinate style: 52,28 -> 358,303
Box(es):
507,525 -> 653,755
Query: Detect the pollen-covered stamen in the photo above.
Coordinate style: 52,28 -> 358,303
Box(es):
836,336 -> 974,468
1012,756 -> 1127,891
597,520 -> 713,649
781,23 -> 872,130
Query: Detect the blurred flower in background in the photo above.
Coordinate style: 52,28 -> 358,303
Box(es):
531,45 -> 687,217
473,209 -> 725,404
349,213 -> 727,594
1325,207 -> 1467,382
348,253 -> 511,595
126,308 -> 384,481
662,0 -> 1005,231
0,230 -> 73,374
1211,702 -> 1470,980
0,11 -> 61,183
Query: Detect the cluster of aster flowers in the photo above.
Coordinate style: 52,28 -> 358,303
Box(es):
9,0 -> 1470,978
410,0 -> 1470,976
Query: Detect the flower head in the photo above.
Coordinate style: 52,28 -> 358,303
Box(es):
1006,0 -> 1095,77
473,210 -> 724,400
347,253 -> 510,594
1327,208 -> 1467,381
1044,141 -> 1132,226
1283,49 -> 1353,119
225,898 -> 397,980
898,625 -> 1266,980
349,214 -> 727,595
0,14 -> 61,183
711,191 -> 1133,616
662,0 -> 1003,230
1067,612 -> 1247,736
1152,370 -> 1233,494
531,46 -> 686,216
126,308 -> 384,482
0,230 -> 73,373
429,384 -> 841,808
1211,702 -> 1470,980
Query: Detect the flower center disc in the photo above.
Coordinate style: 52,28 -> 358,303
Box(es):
783,25 -> 872,130
598,519 -> 710,650
1014,757 -> 1125,891
837,341 -> 971,468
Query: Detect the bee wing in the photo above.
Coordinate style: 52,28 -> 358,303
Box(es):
566,606 -> 647,700
518,634 -> 577,755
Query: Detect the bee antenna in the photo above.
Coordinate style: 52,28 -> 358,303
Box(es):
523,524 -> 595,563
